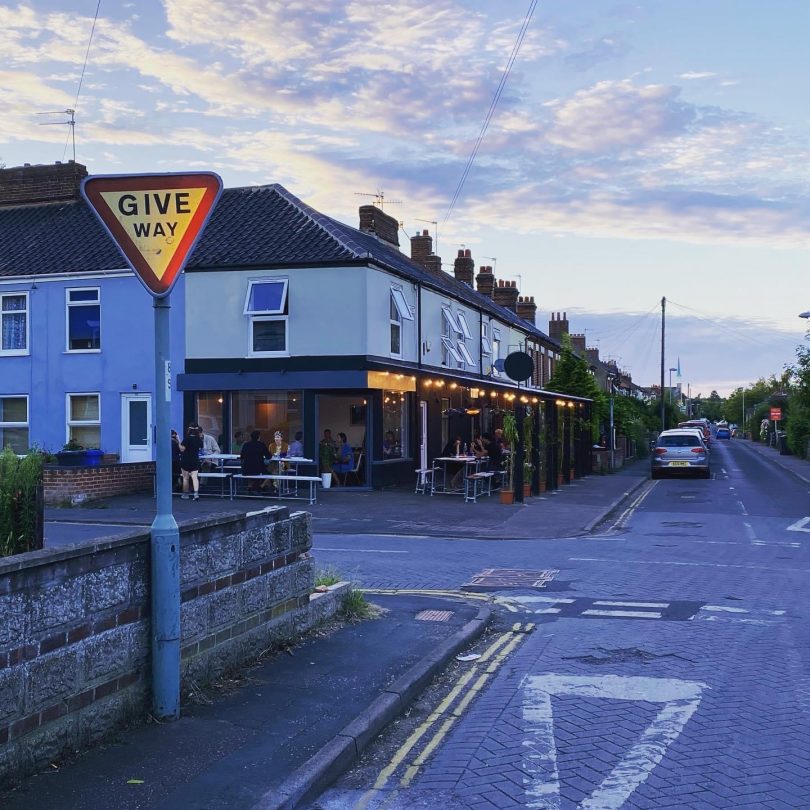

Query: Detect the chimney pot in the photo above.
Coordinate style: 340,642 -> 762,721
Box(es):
453,247 -> 475,286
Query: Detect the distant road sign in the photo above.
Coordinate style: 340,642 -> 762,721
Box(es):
81,172 -> 222,297
770,407 -> 782,421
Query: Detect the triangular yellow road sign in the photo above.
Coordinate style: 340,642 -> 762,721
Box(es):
81,172 -> 223,297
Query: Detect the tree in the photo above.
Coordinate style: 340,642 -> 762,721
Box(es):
786,337 -> 810,457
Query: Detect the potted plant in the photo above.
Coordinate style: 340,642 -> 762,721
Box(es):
500,411 -> 519,504
56,440 -> 104,467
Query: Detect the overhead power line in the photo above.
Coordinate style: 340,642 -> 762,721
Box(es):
442,0 -> 538,228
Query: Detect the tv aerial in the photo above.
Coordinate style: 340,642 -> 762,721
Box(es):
354,190 -> 402,210
37,108 -> 76,162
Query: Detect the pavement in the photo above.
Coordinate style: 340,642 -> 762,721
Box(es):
15,449 -> 800,809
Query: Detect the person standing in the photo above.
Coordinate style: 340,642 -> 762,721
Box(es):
179,423 -> 203,500
240,429 -> 271,493
171,430 -> 182,492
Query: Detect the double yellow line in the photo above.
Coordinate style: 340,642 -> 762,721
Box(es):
354,622 -> 533,809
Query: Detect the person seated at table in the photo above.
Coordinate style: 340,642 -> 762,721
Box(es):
288,431 -> 304,458
332,432 -> 354,484
240,430 -> 271,492
442,435 -> 464,457
471,431 -> 488,458
382,430 -> 399,459
198,427 -> 221,470
484,431 -> 502,471
232,430 -> 246,453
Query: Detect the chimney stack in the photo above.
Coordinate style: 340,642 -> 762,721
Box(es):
548,311 -> 570,342
475,265 -> 495,298
0,161 -> 88,207
586,347 -> 600,367
493,279 -> 519,312
570,333 -> 587,355
516,295 -> 537,325
359,204 -> 400,248
410,229 -> 443,275
453,248 -> 475,286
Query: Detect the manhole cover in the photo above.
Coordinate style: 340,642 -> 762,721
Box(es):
461,568 -> 558,591
415,610 -> 454,622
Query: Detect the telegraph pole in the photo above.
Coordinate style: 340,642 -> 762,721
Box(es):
660,296 -> 666,431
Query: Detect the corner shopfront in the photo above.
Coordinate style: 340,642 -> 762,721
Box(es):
177,368 -> 593,491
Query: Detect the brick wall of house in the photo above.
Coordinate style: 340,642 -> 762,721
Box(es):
0,506 -> 347,788
0,161 -> 88,206
43,462 -> 155,505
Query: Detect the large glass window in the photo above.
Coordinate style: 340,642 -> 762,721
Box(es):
1,293 -> 28,355
382,390 -> 409,459
0,396 -> 28,453
481,322 -> 492,357
67,393 -> 101,448
66,288 -> 101,351
196,392 -> 226,447
244,279 -> 288,355
230,390 -> 302,450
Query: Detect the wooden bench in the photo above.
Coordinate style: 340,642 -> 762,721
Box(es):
231,474 -> 321,505
465,471 -> 494,503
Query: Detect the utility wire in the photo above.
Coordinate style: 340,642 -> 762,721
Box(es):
668,298 -> 763,347
442,0 -> 537,227
62,0 -> 102,161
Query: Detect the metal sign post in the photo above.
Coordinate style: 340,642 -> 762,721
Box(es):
81,172 -> 222,720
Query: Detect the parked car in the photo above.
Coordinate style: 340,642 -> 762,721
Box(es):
716,426 -> 731,440
678,420 -> 711,446
651,432 -> 711,479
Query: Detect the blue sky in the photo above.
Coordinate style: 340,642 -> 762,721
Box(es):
3,0 -> 809,395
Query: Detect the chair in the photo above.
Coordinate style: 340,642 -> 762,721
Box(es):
340,452 -> 364,486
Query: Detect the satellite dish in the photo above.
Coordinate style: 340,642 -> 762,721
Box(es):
493,358 -> 506,372
504,351 -> 534,382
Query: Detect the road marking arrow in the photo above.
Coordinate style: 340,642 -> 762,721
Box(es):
787,517 -> 810,532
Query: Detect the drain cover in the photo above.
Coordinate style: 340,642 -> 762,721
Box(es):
415,610 -> 454,622
461,568 -> 558,591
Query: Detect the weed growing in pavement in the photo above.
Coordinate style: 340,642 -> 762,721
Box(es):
314,566 -> 343,587
339,589 -> 378,622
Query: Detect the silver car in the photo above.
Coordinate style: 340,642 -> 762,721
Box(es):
651,432 -> 711,479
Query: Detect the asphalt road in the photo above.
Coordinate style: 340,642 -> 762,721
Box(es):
312,439 -> 810,809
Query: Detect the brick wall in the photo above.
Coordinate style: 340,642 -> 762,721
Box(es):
0,506 -> 347,788
43,462 -> 155,505
0,162 -> 88,207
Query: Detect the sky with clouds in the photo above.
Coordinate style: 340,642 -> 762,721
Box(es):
2,0 -> 809,396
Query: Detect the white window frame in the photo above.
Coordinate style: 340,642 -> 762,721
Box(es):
243,278 -> 288,315
481,322 -> 492,357
248,316 -> 289,357
457,341 -> 475,367
244,278 -> 289,357
0,291 -> 29,356
492,328 -> 502,376
66,392 -> 101,447
65,287 -> 101,353
390,287 -> 414,321
0,394 -> 29,452
442,306 -> 462,336
456,311 -> 472,341
390,294 -> 402,358
441,337 -> 463,366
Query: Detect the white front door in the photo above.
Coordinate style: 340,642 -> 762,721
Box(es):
121,394 -> 152,463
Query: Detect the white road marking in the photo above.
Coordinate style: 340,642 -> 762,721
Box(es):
513,596 -> 576,604
571,556 -> 810,572
593,600 -> 668,608
743,522 -> 758,544
701,605 -> 749,614
316,547 -> 409,554
534,608 -> 562,614
787,517 -> 810,532
738,500 -> 748,515
522,674 -> 706,810
582,609 -> 662,619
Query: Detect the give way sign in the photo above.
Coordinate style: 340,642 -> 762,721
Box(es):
81,172 -> 223,297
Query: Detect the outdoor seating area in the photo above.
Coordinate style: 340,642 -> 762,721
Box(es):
416,454 -> 502,503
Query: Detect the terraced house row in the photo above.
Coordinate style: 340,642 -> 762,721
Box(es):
0,160 -> 613,489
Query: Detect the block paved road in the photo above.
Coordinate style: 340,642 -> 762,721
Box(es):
311,439 -> 810,809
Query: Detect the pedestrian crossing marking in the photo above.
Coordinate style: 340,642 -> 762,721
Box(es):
510,595 -> 702,621
523,673 -> 707,810
593,600 -> 669,608
582,609 -> 662,619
